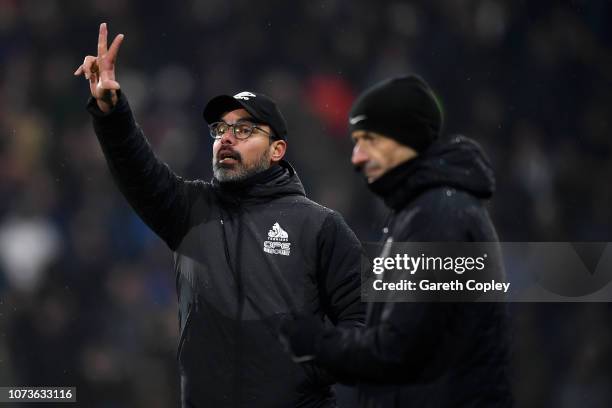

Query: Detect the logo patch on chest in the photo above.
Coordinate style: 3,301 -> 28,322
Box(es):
263,222 -> 291,256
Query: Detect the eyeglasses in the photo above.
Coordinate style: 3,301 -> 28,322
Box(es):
208,121 -> 271,140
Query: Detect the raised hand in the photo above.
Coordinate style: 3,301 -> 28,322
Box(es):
74,23 -> 124,112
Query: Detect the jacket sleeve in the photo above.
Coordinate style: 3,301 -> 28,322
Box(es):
316,211 -> 367,328
87,92 -> 209,250
312,197 -> 480,383
314,302 -> 448,384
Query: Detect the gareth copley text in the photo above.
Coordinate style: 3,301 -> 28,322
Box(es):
373,279 -> 511,293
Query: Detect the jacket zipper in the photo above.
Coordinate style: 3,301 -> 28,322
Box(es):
220,215 -> 244,408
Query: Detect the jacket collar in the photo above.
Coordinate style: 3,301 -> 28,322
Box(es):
368,135 -> 495,211
212,160 -> 306,205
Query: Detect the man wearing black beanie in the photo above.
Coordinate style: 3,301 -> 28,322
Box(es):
281,75 -> 512,407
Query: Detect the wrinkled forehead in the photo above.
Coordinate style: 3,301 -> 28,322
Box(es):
351,129 -> 369,139
351,129 -> 384,141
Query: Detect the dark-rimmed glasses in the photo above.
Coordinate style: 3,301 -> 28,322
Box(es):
209,121 -> 271,140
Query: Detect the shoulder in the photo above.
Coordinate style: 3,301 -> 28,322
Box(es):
183,178 -> 216,200
412,187 -> 482,213
184,178 -> 212,189
406,187 -> 490,226
288,197 -> 356,238
395,187 -> 497,241
281,195 -> 340,221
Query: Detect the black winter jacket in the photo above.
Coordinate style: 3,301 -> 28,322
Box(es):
87,93 -> 365,408
313,136 -> 512,407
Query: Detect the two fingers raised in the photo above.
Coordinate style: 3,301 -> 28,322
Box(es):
99,22 -> 124,64
74,23 -> 124,77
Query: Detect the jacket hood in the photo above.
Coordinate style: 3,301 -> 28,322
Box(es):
369,135 -> 495,210
212,159 -> 306,204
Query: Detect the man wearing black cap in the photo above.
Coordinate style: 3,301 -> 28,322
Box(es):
281,75 -> 512,407
74,23 -> 365,407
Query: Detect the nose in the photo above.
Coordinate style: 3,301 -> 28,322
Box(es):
219,129 -> 236,145
351,143 -> 369,167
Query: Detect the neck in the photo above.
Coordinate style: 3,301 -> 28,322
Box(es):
367,158 -> 420,210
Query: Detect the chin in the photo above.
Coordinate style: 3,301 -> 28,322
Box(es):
215,171 -> 240,183
366,173 -> 380,183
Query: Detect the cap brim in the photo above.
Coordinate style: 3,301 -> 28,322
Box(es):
203,95 -> 260,124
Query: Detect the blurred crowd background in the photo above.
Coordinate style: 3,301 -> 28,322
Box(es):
1,0 -> 611,406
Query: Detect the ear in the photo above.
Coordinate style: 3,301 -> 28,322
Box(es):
270,140 -> 287,163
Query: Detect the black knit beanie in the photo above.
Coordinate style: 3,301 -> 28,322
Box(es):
348,74 -> 444,152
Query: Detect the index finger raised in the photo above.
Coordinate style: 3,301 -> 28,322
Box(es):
97,22 -> 108,56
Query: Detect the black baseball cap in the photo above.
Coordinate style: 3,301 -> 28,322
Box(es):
349,74 -> 443,152
203,91 -> 288,141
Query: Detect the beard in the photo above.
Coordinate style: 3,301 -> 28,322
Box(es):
213,148 -> 271,183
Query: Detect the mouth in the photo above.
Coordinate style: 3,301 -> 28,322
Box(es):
361,163 -> 381,182
217,149 -> 241,165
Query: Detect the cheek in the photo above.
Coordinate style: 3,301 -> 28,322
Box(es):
376,144 -> 399,169
212,141 -> 221,156
387,147 -> 408,169
368,148 -> 386,168
242,141 -> 268,163
379,152 -> 394,169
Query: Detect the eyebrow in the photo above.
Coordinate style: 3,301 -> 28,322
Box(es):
352,131 -> 375,141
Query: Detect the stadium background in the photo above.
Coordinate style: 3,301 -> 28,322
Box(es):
1,0 -> 611,406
